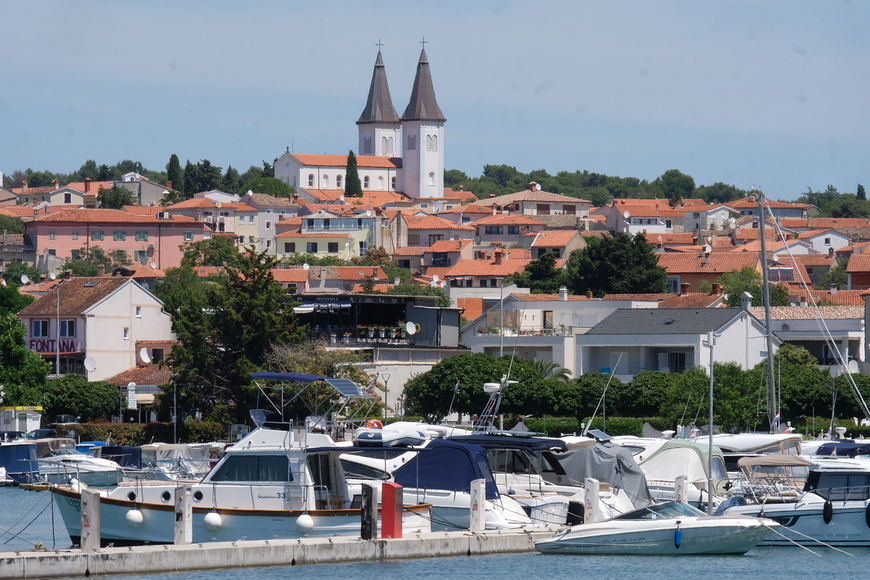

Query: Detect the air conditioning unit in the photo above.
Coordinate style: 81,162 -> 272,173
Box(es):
158,211 -> 170,219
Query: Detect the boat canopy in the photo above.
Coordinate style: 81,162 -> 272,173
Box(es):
553,442 -> 653,508
815,440 -> 870,458
448,433 -> 568,452
737,454 -> 815,468
393,439 -> 500,500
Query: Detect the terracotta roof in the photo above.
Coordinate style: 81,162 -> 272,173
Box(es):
510,293 -> 591,302
650,233 -> 696,245
290,153 -> 402,169
784,288 -> 866,306
404,215 -> 472,230
106,365 -> 173,387
446,259 -> 530,277
428,239 -> 472,252
0,206 -> 43,218
531,230 -> 579,247
791,254 -> 839,266
473,214 -> 547,226
847,254 -> 870,273
437,203 -> 490,215
31,208 -> 197,224
730,239 -> 807,253
392,246 -> 426,256
780,218 -> 810,228
330,266 -> 388,281
244,193 -> 299,207
749,305 -> 864,320
122,205 -> 163,215
442,188 -> 478,203
270,268 -> 310,283
657,252 -> 761,274
810,218 -> 870,229
18,277 -> 133,316
350,283 -> 396,293
488,188 -> 591,205
727,197 -> 811,209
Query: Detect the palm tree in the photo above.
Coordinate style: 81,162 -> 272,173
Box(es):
529,359 -> 572,382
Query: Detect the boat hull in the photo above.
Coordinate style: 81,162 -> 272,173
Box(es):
535,516 -> 774,555
729,499 -> 870,547
51,485 -> 431,545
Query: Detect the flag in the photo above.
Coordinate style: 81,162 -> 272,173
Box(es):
773,411 -> 780,425
364,377 -> 377,395
453,379 -> 460,393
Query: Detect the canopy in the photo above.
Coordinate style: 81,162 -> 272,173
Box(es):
394,439 -> 500,500
554,442 -> 653,508
737,454 -> 815,468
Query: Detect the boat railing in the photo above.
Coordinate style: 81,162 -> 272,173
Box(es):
811,484 -> 870,502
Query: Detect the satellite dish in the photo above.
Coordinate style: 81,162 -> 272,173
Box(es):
215,201 -> 222,208
139,347 -> 152,364
339,195 -> 345,201
849,360 -> 860,374
704,244 -> 713,253
84,357 -> 97,372
20,274 -> 30,284
623,210 -> 630,219
50,272 -> 56,280
150,262 -> 157,269
432,274 -> 439,282
406,321 -> 417,335
434,202 -> 442,213
303,263 -> 310,270
366,210 -> 373,217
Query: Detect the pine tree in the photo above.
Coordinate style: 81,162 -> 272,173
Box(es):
858,184 -> 866,201
166,154 -> 183,194
345,150 -> 363,198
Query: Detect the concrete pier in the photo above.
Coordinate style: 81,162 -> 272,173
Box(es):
0,528 -> 558,579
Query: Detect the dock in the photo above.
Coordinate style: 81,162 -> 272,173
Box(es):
0,528 -> 557,579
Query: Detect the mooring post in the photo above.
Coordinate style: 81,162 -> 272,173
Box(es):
360,483 -> 377,540
174,485 -> 192,545
80,488 -> 101,552
584,478 -> 601,524
469,478 -> 486,532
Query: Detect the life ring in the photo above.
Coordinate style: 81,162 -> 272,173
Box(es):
366,419 -> 383,429
414,323 -> 421,333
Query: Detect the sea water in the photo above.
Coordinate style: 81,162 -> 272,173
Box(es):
0,486 -> 863,580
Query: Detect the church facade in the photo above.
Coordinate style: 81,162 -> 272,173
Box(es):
274,46 -> 445,200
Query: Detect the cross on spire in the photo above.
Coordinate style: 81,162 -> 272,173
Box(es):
376,39 -> 384,51
420,37 -> 427,49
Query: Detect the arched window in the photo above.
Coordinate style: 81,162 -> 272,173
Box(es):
426,135 -> 433,151
336,174 -> 343,189
322,174 -> 329,188
308,174 -> 314,187
391,176 -> 396,190
407,135 -> 416,150
431,135 -> 438,151
363,137 -> 372,155
429,172 -> 435,186
363,176 -> 370,189
378,176 -> 385,190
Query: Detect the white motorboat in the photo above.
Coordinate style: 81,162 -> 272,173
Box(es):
725,456 -> 870,547
36,446 -> 124,487
535,501 -> 777,555
51,426 -> 431,546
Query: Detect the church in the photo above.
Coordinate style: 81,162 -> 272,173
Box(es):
274,45 -> 446,201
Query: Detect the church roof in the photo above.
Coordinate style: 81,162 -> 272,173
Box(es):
357,50 -> 400,125
401,48 -> 445,122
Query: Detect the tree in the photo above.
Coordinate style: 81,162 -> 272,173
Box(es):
384,283 -> 451,307
167,247 -> 306,423
717,267 -> 790,307
858,184 -> 867,201
0,283 -> 34,316
239,176 -> 294,198
0,214 -> 25,234
564,233 -> 667,297
0,312 -> 51,406
97,185 -> 135,209
166,154 -> 183,193
63,246 -> 125,277
344,151 -> 363,198
818,258 -> 848,290
222,165 -> 241,194
351,247 -> 412,283
44,375 -> 124,422
506,250 -> 566,293
655,169 -> 695,206
180,237 -> 242,268
3,262 -> 41,287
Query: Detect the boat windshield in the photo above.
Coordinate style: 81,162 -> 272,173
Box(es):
613,501 -> 704,520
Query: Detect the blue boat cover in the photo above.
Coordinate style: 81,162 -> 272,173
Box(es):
393,439 -> 500,500
0,443 -> 39,482
815,440 -> 870,457
101,445 -> 143,468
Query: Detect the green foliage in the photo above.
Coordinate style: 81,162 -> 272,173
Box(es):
222,165 -> 241,195
818,258 -> 848,290
0,214 -> 25,234
3,262 -> 41,287
183,159 -> 223,199
240,176 -> 294,198
97,185 -> 135,209
0,312 -> 51,406
506,251 -> 567,293
858,184 -> 867,202
718,267 -> 790,307
383,283 -> 451,307
180,236 -> 242,267
344,151 -> 363,198
351,247 -> 413,283
620,371 -> 677,417
564,233 -> 667,297
63,246 -> 129,277
43,376 -> 123,422
774,344 -> 820,367
523,416 -> 581,437
583,416 -> 645,437
166,154 -> 183,194
0,283 -> 34,315
70,421 -> 226,445
284,253 -> 346,266
797,185 -> 870,218
655,169 -> 695,206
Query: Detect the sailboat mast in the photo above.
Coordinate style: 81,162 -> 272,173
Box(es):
756,189 -> 778,432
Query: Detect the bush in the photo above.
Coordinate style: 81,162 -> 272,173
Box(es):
70,421 -> 227,445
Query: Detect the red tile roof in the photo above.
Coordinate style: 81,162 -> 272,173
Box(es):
657,252 -> 761,274
291,154 -> 402,169
531,230 -> 579,247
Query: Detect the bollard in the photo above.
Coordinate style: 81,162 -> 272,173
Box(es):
584,478 -> 600,524
174,485 -> 192,545
80,488 -> 101,552
469,478 -> 486,532
381,482 -> 403,538
674,475 -> 686,503
360,483 -> 377,540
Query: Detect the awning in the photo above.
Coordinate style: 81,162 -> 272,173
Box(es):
292,305 -> 315,314
312,301 -> 352,312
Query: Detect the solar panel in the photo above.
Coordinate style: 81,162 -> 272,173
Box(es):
325,378 -> 364,398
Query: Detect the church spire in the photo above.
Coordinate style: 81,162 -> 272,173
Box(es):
357,48 -> 400,125
401,47 -> 445,122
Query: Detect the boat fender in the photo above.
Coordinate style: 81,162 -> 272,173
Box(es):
674,521 -> 682,548
296,512 -> 315,536
126,508 -> 144,528
823,500 -> 833,525
366,419 -> 384,429
865,502 -> 870,528
204,510 -> 223,532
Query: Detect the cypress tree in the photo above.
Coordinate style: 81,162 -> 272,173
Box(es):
345,150 -> 363,197
166,154 -> 183,194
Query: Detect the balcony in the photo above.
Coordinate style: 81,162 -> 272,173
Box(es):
309,325 -> 416,347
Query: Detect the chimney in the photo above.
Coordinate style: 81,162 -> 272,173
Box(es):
528,182 -> 539,191
800,298 -> 808,307
830,285 -> 838,295
740,291 -> 753,312
53,179 -> 59,190
33,208 -> 39,220
98,263 -> 105,277
586,290 -> 593,299
711,283 -> 723,295
559,286 -> 568,301
166,180 -> 173,190
493,250 -> 503,265
0,171 -> 4,188
84,178 -> 91,193
680,282 -> 690,296
2,229 -> 7,246
22,180 -> 28,192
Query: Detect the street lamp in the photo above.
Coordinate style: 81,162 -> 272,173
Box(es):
499,279 -> 505,357
382,374 -> 391,420
52,274 -> 65,377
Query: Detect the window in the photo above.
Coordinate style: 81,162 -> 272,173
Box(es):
60,320 -> 76,338
665,219 -> 672,229
363,176 -> 370,189
328,242 -> 339,253
151,348 -> 165,363
358,241 -> 368,255
249,215 -> 255,224
428,234 -> 443,245
47,249 -> 56,256
211,455 -> 290,482
391,176 -> 396,190
407,135 -> 417,150
336,175 -> 342,189
112,250 -> 128,263
64,192 -> 72,204
91,230 -> 104,241
113,231 -> 127,241
249,236 -> 256,244
184,232 -> 194,241
507,226 -> 520,235
284,242 -> 296,253
407,234 -> 420,245
49,231 -> 56,240
70,249 -> 81,260
429,172 -> 435,186
265,221 -> 272,230
308,174 -> 315,187
432,252 -> 449,267
563,205 -> 576,215
397,259 -> 410,269
32,319 -> 49,338
307,242 -> 318,253
72,231 -> 79,240
824,237 -> 831,246
484,226 -> 504,235
134,250 -> 148,262
693,212 -> 701,218
135,306 -> 142,318
322,175 -> 329,188
123,327 -> 130,340
668,352 -> 686,372
135,231 -> 149,241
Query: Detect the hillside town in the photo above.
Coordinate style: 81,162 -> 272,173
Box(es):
1,47 -> 868,423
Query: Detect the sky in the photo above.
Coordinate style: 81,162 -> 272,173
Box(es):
2,0 -> 868,201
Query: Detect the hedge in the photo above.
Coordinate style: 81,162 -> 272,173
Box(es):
69,421 -> 227,445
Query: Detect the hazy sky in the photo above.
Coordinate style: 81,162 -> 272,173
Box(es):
2,1 -> 867,200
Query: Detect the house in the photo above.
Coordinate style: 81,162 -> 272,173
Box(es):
682,203 -> 741,233
726,197 -> 811,220
486,183 -> 591,219
443,249 -> 531,289
657,251 -> 762,293
114,174 -> 173,207
24,208 -> 204,274
752,306 -> 864,367
847,254 -> 870,290
17,276 -> 175,381
237,192 -> 303,255
472,214 -> 547,247
599,199 -> 685,235
529,229 -> 586,259
393,213 -> 474,248
575,307 -> 774,381
0,231 -> 32,277
421,239 -> 475,270
164,197 -> 258,239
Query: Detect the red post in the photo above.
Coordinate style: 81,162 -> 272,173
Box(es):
380,482 -> 403,538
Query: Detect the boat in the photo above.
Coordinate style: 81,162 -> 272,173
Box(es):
724,456 -> 870,547
49,372 -> 432,546
535,501 -> 777,555
1,437 -> 124,486
352,422 -> 428,447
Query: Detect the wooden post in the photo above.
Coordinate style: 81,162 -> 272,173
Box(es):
80,488 -> 101,552
381,482 -> 403,538
174,485 -> 192,545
